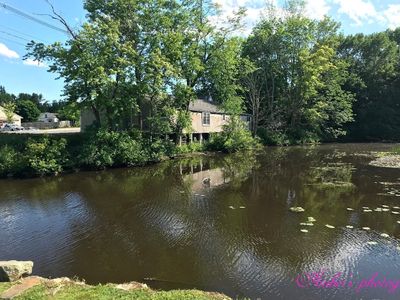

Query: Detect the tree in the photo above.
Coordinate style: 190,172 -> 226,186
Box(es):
16,100 -> 41,122
27,0 -> 247,140
58,102 -> 80,125
2,102 -> 16,123
339,31 -> 400,141
242,1 -> 354,144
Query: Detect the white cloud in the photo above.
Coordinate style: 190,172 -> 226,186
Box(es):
333,0 -> 380,26
305,0 -> 331,20
0,43 -> 19,59
23,58 -> 47,68
383,4 -> 400,30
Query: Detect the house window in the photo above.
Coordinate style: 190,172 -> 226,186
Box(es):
202,112 -> 210,126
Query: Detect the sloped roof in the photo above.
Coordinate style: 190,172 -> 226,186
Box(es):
188,99 -> 224,114
0,106 -> 23,121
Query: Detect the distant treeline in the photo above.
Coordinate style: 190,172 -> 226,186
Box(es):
0,86 -> 80,123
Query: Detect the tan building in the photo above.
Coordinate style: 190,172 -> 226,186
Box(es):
81,98 -> 251,142
0,106 -> 23,126
184,99 -> 251,143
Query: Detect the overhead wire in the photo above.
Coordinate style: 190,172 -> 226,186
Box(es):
0,2 -> 68,35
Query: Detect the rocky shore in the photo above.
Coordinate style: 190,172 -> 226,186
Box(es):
0,261 -> 229,300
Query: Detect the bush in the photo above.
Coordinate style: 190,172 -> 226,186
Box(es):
79,130 -> 159,169
208,117 -> 260,153
176,142 -> 205,154
0,145 -> 24,177
25,137 -> 68,176
257,128 -> 291,146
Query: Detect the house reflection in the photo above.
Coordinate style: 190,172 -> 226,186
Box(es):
180,159 -> 231,192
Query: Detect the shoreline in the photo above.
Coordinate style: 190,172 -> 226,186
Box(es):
0,276 -> 230,299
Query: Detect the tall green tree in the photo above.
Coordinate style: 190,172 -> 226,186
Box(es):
16,100 -> 41,122
242,1 -> 354,144
339,31 -> 400,140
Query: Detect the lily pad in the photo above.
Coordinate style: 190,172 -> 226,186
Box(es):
290,207 -> 305,213
362,227 -> 371,231
346,225 -> 354,229
325,224 -> 335,229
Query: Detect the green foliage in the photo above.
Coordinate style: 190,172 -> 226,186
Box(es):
208,117 -> 260,153
57,102 -> 80,125
242,3 -> 355,144
79,130 -> 174,169
2,101 -> 16,123
176,142 -> 205,154
25,138 -> 68,176
16,100 -> 41,122
0,146 -> 24,177
339,30 -> 400,141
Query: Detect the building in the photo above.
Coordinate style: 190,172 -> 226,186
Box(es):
0,106 -> 23,126
81,98 -> 252,142
38,112 -> 59,123
184,99 -> 251,143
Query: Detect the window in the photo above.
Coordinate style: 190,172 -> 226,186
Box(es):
223,114 -> 226,121
202,112 -> 210,126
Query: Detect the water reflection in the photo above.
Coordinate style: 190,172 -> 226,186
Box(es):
1,144 -> 400,299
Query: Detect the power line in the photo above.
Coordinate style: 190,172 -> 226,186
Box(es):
0,2 -> 68,35
0,35 -> 26,46
0,30 -> 31,42
0,24 -> 46,43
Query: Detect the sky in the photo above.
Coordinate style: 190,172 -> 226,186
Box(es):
0,0 -> 400,102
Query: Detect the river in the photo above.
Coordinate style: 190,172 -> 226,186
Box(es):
1,143 -> 400,299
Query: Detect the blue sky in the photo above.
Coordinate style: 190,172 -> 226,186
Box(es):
1,0 -> 399,101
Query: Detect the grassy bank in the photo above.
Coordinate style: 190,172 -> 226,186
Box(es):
0,280 -> 229,300
0,126 -> 259,178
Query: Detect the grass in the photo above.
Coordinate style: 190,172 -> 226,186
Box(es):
0,282 -> 12,294
0,282 -> 229,300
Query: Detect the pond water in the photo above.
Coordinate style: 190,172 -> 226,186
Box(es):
2,144 -> 400,299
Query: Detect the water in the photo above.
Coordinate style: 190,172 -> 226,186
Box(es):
1,143 -> 400,299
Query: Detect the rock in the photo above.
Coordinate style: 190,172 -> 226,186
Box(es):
289,207 -> 305,213
115,282 -> 148,291
0,261 -> 33,282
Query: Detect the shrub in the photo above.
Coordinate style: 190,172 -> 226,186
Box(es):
25,137 -> 68,176
80,130 -> 155,169
208,117 -> 260,153
257,128 -> 291,146
176,142 -> 205,154
0,145 -> 24,177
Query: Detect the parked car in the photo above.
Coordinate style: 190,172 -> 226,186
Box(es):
0,123 -> 24,132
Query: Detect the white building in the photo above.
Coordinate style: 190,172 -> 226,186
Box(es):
38,112 -> 59,123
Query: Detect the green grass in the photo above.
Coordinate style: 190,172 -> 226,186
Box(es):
0,282 -> 228,300
0,282 -> 12,294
